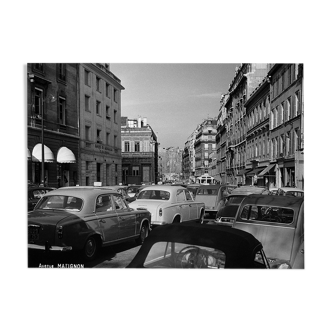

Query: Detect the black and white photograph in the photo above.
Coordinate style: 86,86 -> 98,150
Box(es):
26,63 -> 304,270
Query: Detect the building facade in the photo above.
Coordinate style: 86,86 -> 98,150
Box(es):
244,77 -> 271,186
78,63 -> 124,186
182,128 -> 197,182
121,116 -> 158,185
194,118 -> 217,177
224,64 -> 268,185
268,64 -> 304,189
27,63 -> 79,188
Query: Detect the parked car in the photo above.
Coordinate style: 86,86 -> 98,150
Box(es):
127,223 -> 270,268
195,184 -> 236,218
28,186 -> 56,211
28,187 -> 151,260
214,186 -> 270,226
276,187 -> 304,197
232,194 -> 304,269
129,185 -> 205,226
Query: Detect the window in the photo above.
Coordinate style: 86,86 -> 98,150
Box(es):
114,109 -> 118,123
96,101 -> 101,115
135,141 -> 140,152
106,106 -> 110,118
97,129 -> 102,143
280,102 -> 284,124
34,63 -> 44,72
132,166 -> 139,176
86,161 -> 91,171
114,88 -> 118,102
285,98 -> 290,122
106,132 -> 110,145
34,88 -> 43,116
295,91 -> 300,117
58,64 -> 66,81
59,97 -> 66,125
124,141 -> 130,152
106,83 -> 110,97
113,195 -> 127,210
85,126 -> 90,141
84,69 -> 90,86
204,144 -> 208,149
114,135 -> 117,147
96,77 -> 101,92
85,95 -> 90,112
239,205 -> 294,224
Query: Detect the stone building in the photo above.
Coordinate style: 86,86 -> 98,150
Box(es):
182,128 -> 197,182
121,116 -> 158,185
78,63 -> 124,186
194,118 -> 217,177
27,63 -> 79,187
268,64 -> 304,189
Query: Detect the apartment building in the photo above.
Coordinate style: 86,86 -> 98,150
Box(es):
79,63 -> 124,186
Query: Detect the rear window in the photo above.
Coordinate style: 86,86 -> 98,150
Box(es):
36,195 -> 83,211
239,205 -> 294,224
137,190 -> 170,200
196,188 -> 218,195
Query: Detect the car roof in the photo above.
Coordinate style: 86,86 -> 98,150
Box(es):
43,187 -> 119,198
128,223 -> 263,268
231,186 -> 269,195
239,194 -> 304,208
279,187 -> 304,192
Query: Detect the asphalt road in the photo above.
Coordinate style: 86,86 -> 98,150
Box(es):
28,214 -> 215,268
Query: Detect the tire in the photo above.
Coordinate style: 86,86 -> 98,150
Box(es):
172,216 -> 181,224
83,237 -> 98,261
198,210 -> 205,224
136,223 -> 148,245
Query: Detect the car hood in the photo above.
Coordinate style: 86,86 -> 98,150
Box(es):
28,209 -> 75,226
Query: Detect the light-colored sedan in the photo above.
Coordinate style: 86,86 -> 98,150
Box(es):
276,187 -> 304,197
129,185 -> 205,226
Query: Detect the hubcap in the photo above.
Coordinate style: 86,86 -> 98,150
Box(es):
86,239 -> 96,257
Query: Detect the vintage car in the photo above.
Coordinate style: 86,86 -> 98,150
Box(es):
28,186 -> 56,211
28,187 -> 151,260
214,186 -> 270,225
129,185 -> 205,226
276,187 -> 304,197
127,185 -> 143,198
127,223 -> 270,268
186,184 -> 201,199
232,194 -> 304,269
195,184 -> 236,218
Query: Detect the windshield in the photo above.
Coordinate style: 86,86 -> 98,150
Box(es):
137,190 -> 170,200
143,242 -> 226,268
35,195 -> 83,211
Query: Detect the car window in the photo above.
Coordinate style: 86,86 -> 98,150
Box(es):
240,205 -> 294,224
137,190 -> 170,200
176,190 -> 186,202
143,242 -> 226,269
96,194 -> 114,212
227,196 -> 245,205
184,189 -> 194,201
196,188 -> 218,195
37,195 -> 83,211
113,195 -> 127,210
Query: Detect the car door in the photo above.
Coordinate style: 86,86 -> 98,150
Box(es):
112,194 -> 137,239
95,194 -> 119,243
184,189 -> 197,220
176,189 -> 190,222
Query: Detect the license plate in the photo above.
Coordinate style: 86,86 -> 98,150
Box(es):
28,227 -> 40,241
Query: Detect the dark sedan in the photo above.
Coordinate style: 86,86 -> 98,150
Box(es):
127,223 -> 269,269
28,187 -> 151,260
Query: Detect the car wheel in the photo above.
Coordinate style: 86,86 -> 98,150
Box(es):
199,210 -> 205,224
136,223 -> 148,245
83,237 -> 98,260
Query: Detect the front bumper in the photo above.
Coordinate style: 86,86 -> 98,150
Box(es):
28,243 -> 72,252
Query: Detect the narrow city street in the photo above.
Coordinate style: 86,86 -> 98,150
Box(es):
28,215 -> 215,268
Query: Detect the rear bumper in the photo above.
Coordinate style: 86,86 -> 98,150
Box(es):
28,243 -> 72,252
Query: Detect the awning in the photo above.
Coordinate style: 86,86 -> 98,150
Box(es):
27,148 -> 31,160
32,143 -> 55,162
237,168 -> 250,176
258,164 -> 276,176
57,147 -> 76,163
246,167 -> 265,177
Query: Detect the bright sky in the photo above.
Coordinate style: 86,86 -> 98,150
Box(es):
110,63 -> 240,150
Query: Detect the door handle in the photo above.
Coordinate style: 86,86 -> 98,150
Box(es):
99,219 -> 106,223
